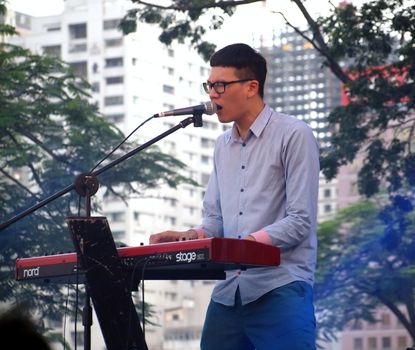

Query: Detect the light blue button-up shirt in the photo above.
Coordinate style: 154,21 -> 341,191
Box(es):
199,104 -> 320,306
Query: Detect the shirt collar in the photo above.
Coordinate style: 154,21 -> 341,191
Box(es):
225,104 -> 272,144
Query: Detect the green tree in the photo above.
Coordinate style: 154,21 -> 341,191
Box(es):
122,0 -> 415,344
315,198 -> 415,344
0,0 -> 191,336
123,0 -> 415,198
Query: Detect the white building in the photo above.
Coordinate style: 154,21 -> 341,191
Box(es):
8,0 -> 219,349
7,1 -> 344,348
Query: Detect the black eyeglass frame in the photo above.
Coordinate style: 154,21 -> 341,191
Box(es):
202,79 -> 255,94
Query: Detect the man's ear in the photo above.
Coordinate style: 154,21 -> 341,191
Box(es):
247,80 -> 259,98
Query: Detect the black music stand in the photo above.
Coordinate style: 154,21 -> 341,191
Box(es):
67,216 -> 147,350
1,113 -> 204,350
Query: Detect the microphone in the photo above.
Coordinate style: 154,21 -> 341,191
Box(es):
153,101 -> 217,118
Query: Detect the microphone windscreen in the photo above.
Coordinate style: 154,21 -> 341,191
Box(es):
204,101 -> 217,115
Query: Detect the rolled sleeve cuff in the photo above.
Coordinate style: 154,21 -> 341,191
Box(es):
192,228 -> 206,239
251,229 -> 272,245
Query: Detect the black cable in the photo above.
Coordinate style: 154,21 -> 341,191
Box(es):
70,115 -> 154,349
77,195 -> 82,216
125,256 -> 150,350
88,116 -> 154,174
72,196 -> 82,349
74,267 -> 80,349
63,283 -> 70,350
140,259 -> 150,337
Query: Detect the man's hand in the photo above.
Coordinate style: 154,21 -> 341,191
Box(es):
149,230 -> 198,244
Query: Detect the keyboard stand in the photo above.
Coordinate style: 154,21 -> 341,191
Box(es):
67,216 -> 148,350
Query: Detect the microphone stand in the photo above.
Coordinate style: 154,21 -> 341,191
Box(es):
1,113 -> 204,350
0,114 -> 202,231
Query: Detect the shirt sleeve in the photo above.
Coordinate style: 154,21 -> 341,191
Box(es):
260,122 -> 319,249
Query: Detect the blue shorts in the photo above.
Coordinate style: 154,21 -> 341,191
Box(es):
200,281 -> 316,350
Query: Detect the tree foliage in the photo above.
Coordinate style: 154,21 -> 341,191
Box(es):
316,0 -> 415,198
124,0 -> 415,199
315,198 -> 415,344
123,0 -> 415,343
0,2 -> 191,332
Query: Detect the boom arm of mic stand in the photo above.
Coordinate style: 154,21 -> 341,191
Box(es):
0,115 -> 199,231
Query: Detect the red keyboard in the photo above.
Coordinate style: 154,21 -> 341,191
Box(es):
15,237 -> 280,283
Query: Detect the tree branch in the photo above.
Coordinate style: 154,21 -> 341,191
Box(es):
375,292 -> 415,341
0,168 -> 37,199
6,130 -> 47,193
14,127 -> 77,170
132,0 -> 263,11
289,0 -> 351,84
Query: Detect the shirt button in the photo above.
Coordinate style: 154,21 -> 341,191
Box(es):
242,143 -> 246,147
241,165 -> 245,169
239,212 -> 243,215
240,189 -> 244,192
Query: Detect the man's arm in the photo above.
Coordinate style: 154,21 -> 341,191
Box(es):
250,122 -> 319,248
149,229 -> 204,244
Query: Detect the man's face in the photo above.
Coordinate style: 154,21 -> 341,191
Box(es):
207,66 -> 251,124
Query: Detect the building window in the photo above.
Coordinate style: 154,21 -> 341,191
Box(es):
69,61 -> 87,77
69,23 -> 87,40
324,204 -> 332,213
106,76 -> 124,85
381,337 -> 391,350
112,230 -> 126,240
91,82 -> 100,92
380,313 -> 391,328
105,57 -> 123,68
46,24 -> 61,32
43,45 -> 61,58
201,155 -> 211,164
164,197 -> 177,207
201,137 -> 215,148
353,338 -> 363,350
105,38 -> 123,47
163,84 -> 175,94
69,43 -> 87,53
108,211 -> 125,222
165,216 -> 176,225
201,173 -> 210,186
104,96 -> 124,106
106,114 -> 124,123
200,66 -> 209,77
368,337 -> 377,350
324,188 -> 331,198
397,336 -> 407,348
203,121 -> 218,130
351,319 -> 363,330
103,19 -> 121,30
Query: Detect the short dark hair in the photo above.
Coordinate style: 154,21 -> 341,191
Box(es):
0,307 -> 51,350
210,43 -> 267,98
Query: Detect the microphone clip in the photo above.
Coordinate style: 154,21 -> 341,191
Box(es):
193,110 -> 203,127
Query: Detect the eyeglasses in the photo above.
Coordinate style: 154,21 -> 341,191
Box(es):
202,79 -> 255,94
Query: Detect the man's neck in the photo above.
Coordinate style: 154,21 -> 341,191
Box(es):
235,100 -> 265,140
